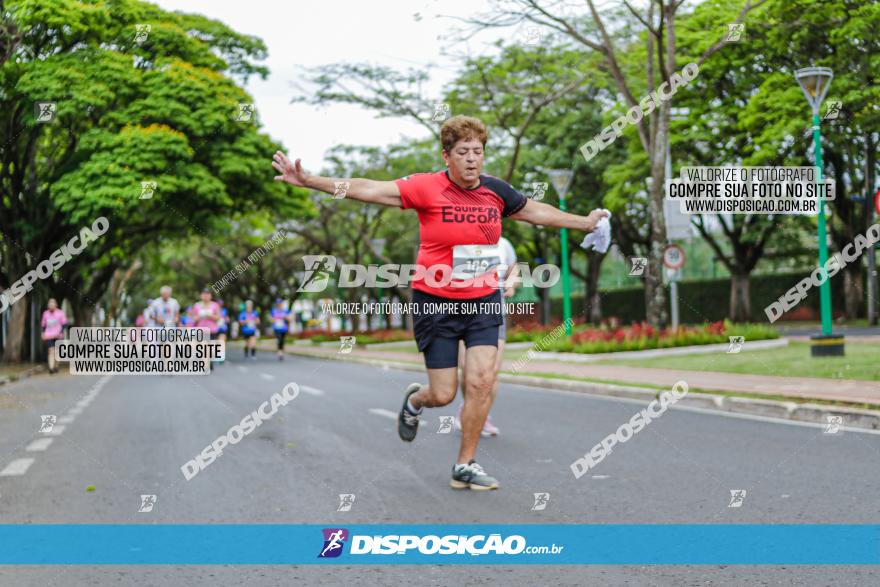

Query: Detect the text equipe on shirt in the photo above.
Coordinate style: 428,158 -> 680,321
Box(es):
440,206 -> 500,224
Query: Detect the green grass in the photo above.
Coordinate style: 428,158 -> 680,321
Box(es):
290,336 -> 880,381
595,341 -> 880,381
775,319 -> 870,330
510,371 -> 880,410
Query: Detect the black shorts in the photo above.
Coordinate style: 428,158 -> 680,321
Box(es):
44,338 -> 58,348
275,330 -> 287,349
412,289 -> 503,369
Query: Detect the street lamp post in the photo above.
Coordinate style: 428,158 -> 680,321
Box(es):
794,66 -> 844,356
547,169 -> 575,336
369,238 -> 386,330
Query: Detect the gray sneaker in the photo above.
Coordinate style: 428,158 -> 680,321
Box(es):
450,460 -> 499,491
397,383 -> 422,442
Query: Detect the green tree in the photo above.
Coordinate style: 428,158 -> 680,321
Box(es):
462,0 -> 769,327
0,0 -> 307,361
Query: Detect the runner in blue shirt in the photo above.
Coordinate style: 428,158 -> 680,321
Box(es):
271,299 -> 292,361
237,300 -> 261,360
180,306 -> 192,327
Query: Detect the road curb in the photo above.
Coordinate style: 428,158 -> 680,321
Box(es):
528,337 -> 789,363
286,349 -> 880,432
0,365 -> 48,387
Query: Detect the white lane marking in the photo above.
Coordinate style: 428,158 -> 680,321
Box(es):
369,408 -> 425,426
299,385 -> 325,396
26,438 -> 54,452
260,373 -> 275,381
76,399 -> 92,409
69,407 -> 83,416
591,475 -> 610,479
43,425 -> 66,436
58,415 -> 75,424
237,366 -> 248,373
0,458 -> 35,476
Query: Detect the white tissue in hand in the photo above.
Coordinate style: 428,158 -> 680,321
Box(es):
580,210 -> 612,253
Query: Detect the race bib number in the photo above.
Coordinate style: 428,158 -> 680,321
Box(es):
274,319 -> 286,328
451,244 -> 501,281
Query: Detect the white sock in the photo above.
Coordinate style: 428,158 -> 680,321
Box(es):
406,399 -> 422,414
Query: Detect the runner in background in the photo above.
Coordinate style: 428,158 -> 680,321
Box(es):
147,286 -> 180,371
149,286 -> 180,327
216,300 -> 229,365
455,236 -> 518,436
238,300 -> 260,360
41,298 -> 67,374
190,289 -> 221,370
271,299 -> 292,361
180,306 -> 192,328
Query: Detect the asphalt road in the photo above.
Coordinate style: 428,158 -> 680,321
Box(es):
1,352 -> 878,586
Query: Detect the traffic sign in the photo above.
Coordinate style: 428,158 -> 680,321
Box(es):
663,244 -> 686,270
663,198 -> 691,240
874,188 -> 880,216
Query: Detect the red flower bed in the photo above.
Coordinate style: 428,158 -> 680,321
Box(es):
569,320 -> 725,345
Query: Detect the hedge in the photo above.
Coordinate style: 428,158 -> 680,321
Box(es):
548,271 -> 853,324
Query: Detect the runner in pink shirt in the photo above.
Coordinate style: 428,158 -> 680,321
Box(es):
41,298 -> 67,374
190,289 -> 221,371
190,289 -> 221,333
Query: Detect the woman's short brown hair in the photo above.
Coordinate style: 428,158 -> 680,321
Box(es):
440,116 -> 487,152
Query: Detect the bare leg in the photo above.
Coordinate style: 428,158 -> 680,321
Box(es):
490,339 -> 505,402
457,340 -> 467,397
48,346 -> 56,371
409,367 -> 457,409
456,345 -> 497,464
460,339 -> 503,421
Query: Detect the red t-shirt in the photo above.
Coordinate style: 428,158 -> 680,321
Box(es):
395,171 -> 527,299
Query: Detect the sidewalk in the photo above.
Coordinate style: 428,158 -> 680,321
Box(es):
280,344 -> 880,407
0,364 -> 46,387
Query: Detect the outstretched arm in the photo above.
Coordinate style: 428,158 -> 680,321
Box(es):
510,199 -> 608,232
272,152 -> 402,208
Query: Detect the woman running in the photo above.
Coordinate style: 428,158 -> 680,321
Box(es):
190,289 -> 221,370
270,299 -> 292,361
238,300 -> 260,360
40,298 -> 67,374
272,115 -> 607,491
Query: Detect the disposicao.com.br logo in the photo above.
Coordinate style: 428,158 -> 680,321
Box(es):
318,528 -> 564,558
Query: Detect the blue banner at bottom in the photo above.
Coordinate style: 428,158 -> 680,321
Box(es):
0,525 -> 877,564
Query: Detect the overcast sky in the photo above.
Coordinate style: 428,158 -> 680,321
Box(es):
154,0 -> 509,171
